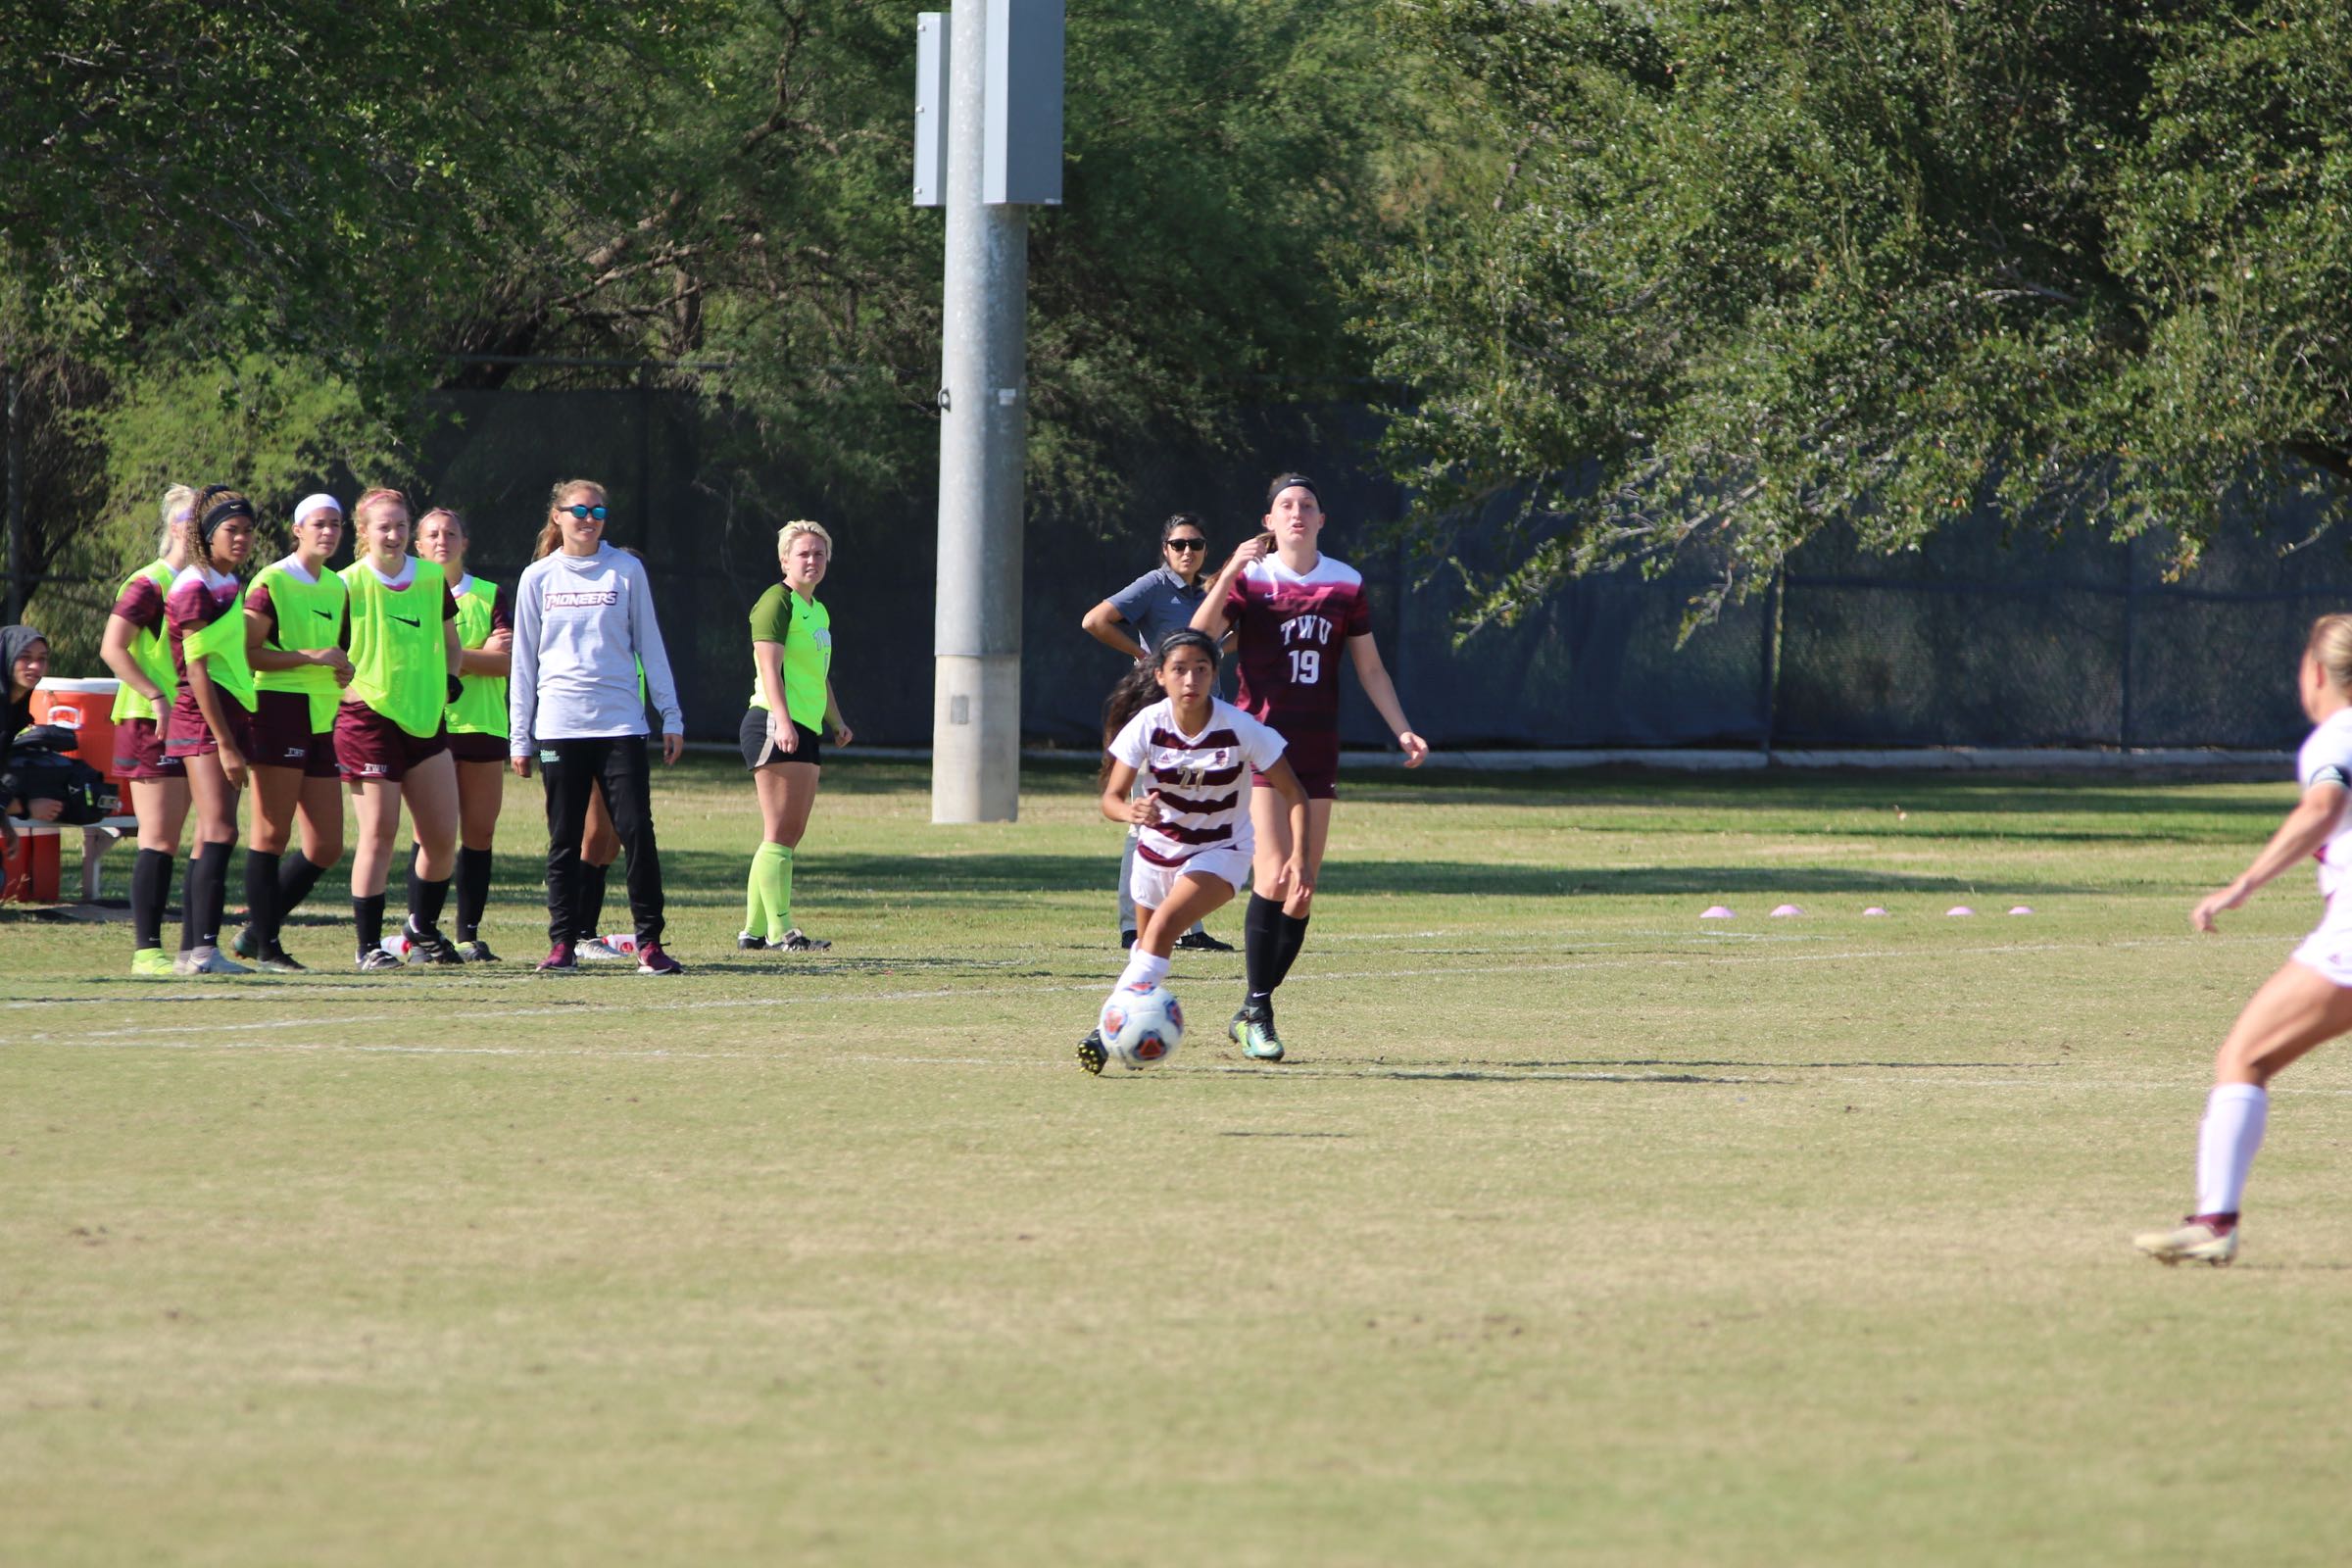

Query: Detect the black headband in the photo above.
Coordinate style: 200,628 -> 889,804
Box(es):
1266,473 -> 1319,506
198,495 -> 255,545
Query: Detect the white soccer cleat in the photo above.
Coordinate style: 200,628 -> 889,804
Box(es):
172,946 -> 255,976
576,938 -> 629,961
2133,1217 -> 2238,1266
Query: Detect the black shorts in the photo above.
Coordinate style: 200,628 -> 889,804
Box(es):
739,708 -> 822,769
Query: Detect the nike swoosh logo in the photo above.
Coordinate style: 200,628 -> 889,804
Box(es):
313,609 -> 334,619
392,614 -> 420,627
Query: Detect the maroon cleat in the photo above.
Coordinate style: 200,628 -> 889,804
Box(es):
535,942 -> 578,973
635,941 -> 684,976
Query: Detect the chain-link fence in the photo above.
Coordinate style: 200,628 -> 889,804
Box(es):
23,378 -> 2351,753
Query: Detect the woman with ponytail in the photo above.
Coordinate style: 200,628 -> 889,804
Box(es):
738,519 -> 852,954
1077,629 -> 1308,1074
99,486 -> 197,976
162,486 -> 261,975
2136,614 -> 2352,1266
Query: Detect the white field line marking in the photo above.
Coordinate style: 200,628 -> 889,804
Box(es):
12,930 -> 2292,1051
28,1033 -> 2352,1097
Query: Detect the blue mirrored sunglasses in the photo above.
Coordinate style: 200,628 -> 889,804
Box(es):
563,504 -> 609,521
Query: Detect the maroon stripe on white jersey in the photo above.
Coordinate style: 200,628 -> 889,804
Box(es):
1152,787 -> 1239,815
1153,820 -> 1235,848
1137,842 -> 1203,868
1151,727 -> 1241,751
1151,760 -> 1245,790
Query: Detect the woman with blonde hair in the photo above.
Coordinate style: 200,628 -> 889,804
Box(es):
336,487 -> 464,970
99,485 -> 198,975
509,479 -> 686,975
738,519 -> 852,952
2137,612 -> 2352,1266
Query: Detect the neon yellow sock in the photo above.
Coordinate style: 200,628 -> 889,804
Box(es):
744,850 -> 769,936
757,842 -> 794,942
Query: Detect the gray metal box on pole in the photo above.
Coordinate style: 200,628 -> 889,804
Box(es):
984,0 -> 1063,206
912,14 -> 950,208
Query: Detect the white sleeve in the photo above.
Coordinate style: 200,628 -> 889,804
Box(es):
1236,709 -> 1289,771
507,564 -> 540,757
1108,709 -> 1153,770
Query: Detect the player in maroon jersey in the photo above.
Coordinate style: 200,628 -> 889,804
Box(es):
1191,472 -> 1428,1059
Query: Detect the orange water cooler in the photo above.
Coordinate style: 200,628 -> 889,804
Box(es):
3,676 -> 122,902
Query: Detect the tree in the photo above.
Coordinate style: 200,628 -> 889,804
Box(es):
5,0 -> 1435,661
1354,0 -> 2352,628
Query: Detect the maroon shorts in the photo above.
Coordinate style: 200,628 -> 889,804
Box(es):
335,702 -> 448,783
253,689 -> 340,778
113,716 -> 186,781
1253,731 -> 1339,801
445,730 -> 510,764
166,701 -> 256,762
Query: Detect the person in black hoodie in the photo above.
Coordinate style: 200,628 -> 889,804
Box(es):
1,624 -> 54,854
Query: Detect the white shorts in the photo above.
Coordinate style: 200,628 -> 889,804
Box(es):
2291,916 -> 2352,988
1128,844 -> 1251,914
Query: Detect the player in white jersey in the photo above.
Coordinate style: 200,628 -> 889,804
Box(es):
2135,614 -> 2352,1266
1077,629 -> 1310,1074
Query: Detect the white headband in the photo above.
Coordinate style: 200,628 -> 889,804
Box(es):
293,493 -> 343,527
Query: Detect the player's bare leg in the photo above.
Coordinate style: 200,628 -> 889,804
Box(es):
2137,960 -> 2352,1264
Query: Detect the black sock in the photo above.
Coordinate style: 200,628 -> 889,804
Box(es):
355,893 -> 386,956
277,852 -> 328,920
1269,910 -> 1311,991
131,849 -> 173,951
413,873 -> 451,937
1243,892 -> 1285,999
192,840 -> 233,949
243,849 -> 282,948
455,846 -> 493,942
575,861 -> 610,944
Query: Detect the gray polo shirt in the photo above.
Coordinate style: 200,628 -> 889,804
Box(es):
1106,566 -> 1208,659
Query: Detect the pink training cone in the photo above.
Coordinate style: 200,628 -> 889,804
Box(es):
2008,906 -> 2034,916
1700,906 -> 1736,919
1769,904 -> 1802,917
1946,906 -> 1975,917
1862,906 -> 1888,916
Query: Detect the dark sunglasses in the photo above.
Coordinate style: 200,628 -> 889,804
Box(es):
1165,537 -> 1207,551
563,504 -> 609,521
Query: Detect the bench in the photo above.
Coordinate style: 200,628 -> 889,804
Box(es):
2,815 -> 142,903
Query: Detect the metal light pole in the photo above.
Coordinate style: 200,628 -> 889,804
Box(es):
918,1 -> 1062,823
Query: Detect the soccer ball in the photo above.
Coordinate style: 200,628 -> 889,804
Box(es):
1099,983 -> 1184,1070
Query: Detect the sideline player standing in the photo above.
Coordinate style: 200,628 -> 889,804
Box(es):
236,493 -> 352,970
1077,629 -> 1309,1073
509,479 -> 686,976
99,486 -> 197,976
2137,614 -> 2352,1265
337,487 -> 465,970
163,486 -> 263,974
739,519 -> 852,954
1191,472 -> 1427,1060
416,506 -> 514,961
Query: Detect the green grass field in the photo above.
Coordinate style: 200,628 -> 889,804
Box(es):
7,759 -> 2350,1565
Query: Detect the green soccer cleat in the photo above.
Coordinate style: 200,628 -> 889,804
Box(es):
1240,1015 -> 1286,1062
2134,1216 -> 2238,1266
1227,1005 -> 1250,1046
229,925 -> 261,960
1077,1029 -> 1107,1076
255,945 -> 308,974
130,947 -> 174,978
